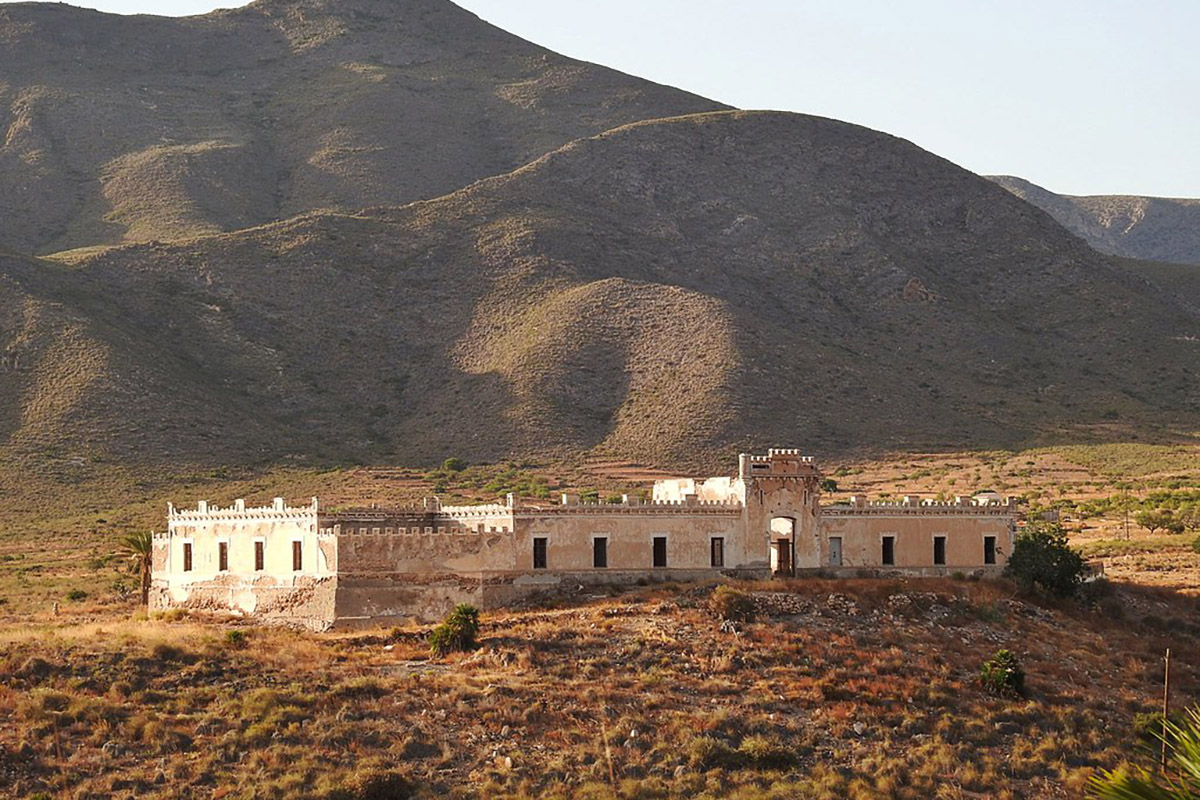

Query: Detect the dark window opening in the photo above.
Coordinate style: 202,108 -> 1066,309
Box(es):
653,536 -> 668,568
711,537 -> 725,568
984,536 -> 997,565
254,541 -> 264,572
593,537 -> 608,569
292,541 -> 303,572
933,536 -> 946,566
533,537 -> 548,570
882,536 -> 895,566
218,542 -> 228,572
182,542 -> 193,572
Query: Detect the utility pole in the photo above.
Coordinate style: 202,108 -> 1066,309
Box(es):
1162,648 -> 1172,770
1124,484 -> 1131,541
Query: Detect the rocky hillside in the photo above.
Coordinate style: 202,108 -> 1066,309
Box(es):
4,111 -> 1197,492
990,176 -> 1200,266
0,579 -> 1194,798
0,0 -> 722,254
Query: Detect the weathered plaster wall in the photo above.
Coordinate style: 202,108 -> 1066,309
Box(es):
818,509 -> 1015,570
151,499 -> 337,629
513,507 -> 747,571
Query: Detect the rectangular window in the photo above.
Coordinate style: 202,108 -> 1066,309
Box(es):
984,536 -> 997,565
292,540 -> 303,572
711,537 -> 725,568
533,537 -> 548,570
882,536 -> 895,566
183,542 -> 193,572
218,542 -> 228,572
653,536 -> 668,568
593,537 -> 608,569
254,541 -> 265,572
933,536 -> 947,566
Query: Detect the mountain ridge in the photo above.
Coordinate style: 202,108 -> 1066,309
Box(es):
989,175 -> 1200,266
4,111 -> 1196,490
0,0 -> 726,254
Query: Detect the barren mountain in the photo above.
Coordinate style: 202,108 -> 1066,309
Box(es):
4,111 -> 1197,492
0,0 -> 723,254
990,176 -> 1200,266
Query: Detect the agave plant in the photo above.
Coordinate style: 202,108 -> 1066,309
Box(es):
120,530 -> 154,606
1091,708 -> 1200,799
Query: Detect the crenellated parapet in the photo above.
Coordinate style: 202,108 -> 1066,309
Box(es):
822,495 -> 1018,516
325,522 -> 513,536
439,503 -> 513,518
515,500 -> 743,516
739,449 -> 821,482
168,497 -> 320,522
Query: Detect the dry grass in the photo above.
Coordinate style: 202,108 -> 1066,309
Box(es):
0,579 -> 1193,798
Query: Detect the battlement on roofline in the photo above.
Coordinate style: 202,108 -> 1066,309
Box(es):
168,497 -> 319,520
164,451 -> 1016,526
822,495 -> 1018,516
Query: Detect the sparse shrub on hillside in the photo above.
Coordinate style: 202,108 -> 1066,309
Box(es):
820,478 -> 838,493
1004,521 -> 1087,598
225,629 -> 247,648
1078,576 -> 1116,610
149,642 -> 194,664
1131,710 -> 1187,746
429,604 -> 480,657
1091,707 -> 1200,799
687,735 -> 742,769
738,734 -> 799,768
65,588 -> 87,602
1191,535 -> 1200,555
979,649 -> 1025,697
710,585 -> 755,622
441,457 -> 466,473
321,770 -> 417,800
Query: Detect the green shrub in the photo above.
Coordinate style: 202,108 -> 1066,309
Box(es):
225,629 -> 247,648
737,734 -> 798,768
441,457 -> 466,473
687,735 -> 742,769
429,604 -> 480,657
710,585 -> 756,622
65,588 -> 88,602
979,649 -> 1025,697
1004,521 -> 1087,598
1192,535 -> 1200,555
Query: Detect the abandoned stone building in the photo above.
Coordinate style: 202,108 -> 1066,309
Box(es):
150,449 -> 1018,629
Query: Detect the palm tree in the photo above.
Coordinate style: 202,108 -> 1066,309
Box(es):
120,530 -> 154,606
1091,708 -> 1200,799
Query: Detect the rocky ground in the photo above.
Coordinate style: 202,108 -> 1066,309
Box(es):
1,577 -> 1194,799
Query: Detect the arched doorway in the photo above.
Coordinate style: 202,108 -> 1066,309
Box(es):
770,516 -> 795,577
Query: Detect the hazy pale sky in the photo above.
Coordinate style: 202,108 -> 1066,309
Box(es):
4,0 -> 1197,197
